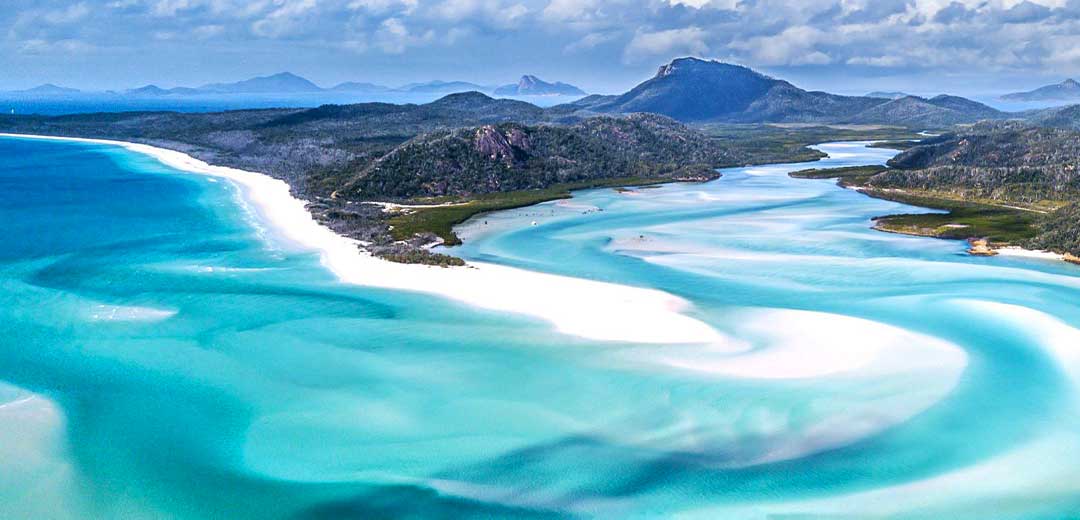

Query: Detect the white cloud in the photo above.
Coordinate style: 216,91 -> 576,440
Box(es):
251,0 -> 318,37
193,24 -> 225,39
564,31 -> 618,53
374,17 -> 435,53
348,0 -> 419,15
19,38 -> 96,54
542,0 -> 599,22
623,27 -> 708,63
43,3 -> 91,24
732,26 -> 833,66
5,0 -> 1080,83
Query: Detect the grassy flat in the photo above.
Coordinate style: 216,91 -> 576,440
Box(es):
867,140 -> 922,150
865,190 -> 1041,244
788,165 -> 887,180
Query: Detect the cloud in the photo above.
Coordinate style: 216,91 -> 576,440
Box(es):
3,0 -> 1080,90
564,31 -> 619,53
42,3 -> 91,24
19,38 -> 96,54
623,27 -> 708,63
373,17 -> 434,53
251,0 -> 319,38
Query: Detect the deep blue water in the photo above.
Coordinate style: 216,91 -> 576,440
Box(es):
2,137 -> 1080,519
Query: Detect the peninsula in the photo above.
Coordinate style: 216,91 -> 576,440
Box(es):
4,57 -> 1080,263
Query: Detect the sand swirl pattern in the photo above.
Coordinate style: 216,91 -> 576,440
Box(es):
1,137 -> 1079,518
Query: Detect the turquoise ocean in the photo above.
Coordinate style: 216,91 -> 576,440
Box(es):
2,136 -> 1080,518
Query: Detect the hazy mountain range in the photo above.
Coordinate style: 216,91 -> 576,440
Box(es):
1,72 -> 588,98
1001,79 -> 1080,102
8,57 -> 1080,128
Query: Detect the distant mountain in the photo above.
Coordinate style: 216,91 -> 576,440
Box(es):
198,72 -> 323,94
848,95 -> 1003,127
866,91 -> 910,100
563,57 -> 1003,126
1002,79 -> 1080,102
401,80 -> 490,94
330,82 -> 392,93
8,84 -> 81,96
924,94 -> 1002,119
493,75 -> 586,96
126,85 -> 170,96
571,58 -> 882,123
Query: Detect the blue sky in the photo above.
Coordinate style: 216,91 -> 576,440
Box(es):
3,0 -> 1080,95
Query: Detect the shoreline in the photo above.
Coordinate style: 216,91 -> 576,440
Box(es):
0,133 -> 729,346
842,176 -> 1076,267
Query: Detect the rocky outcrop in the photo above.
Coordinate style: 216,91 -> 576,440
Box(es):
967,238 -> 998,256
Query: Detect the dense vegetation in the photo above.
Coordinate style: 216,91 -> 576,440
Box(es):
879,123 -> 1080,204
864,191 -> 1040,244
348,114 -> 732,200
830,122 -> 1080,255
1028,203 -> 1080,257
789,165 -> 886,180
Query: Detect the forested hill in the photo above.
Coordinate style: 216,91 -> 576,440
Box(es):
864,122 -> 1080,256
880,123 -> 1080,203
347,114 -> 734,199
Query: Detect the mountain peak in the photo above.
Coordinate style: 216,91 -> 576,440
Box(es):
587,59 -> 788,121
494,75 -> 585,96
266,72 -> 303,80
198,72 -> 322,93
655,58 -> 760,79
9,83 -> 82,95
1002,78 -> 1080,101
431,91 -> 496,106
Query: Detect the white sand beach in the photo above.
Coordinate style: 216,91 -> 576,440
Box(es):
994,246 -> 1065,261
1,133 -> 730,346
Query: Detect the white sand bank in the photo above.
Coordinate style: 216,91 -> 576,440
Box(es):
994,246 -> 1065,261
1,133 -> 728,345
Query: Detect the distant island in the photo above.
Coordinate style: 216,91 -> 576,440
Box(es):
1001,79 -> 1080,102
494,75 -> 586,96
3,56 -> 1080,264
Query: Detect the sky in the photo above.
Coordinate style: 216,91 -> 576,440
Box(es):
3,0 -> 1080,96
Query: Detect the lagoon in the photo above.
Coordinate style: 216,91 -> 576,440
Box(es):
2,137 -> 1079,518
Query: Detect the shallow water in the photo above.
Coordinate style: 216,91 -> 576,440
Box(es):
2,137 -> 1080,518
